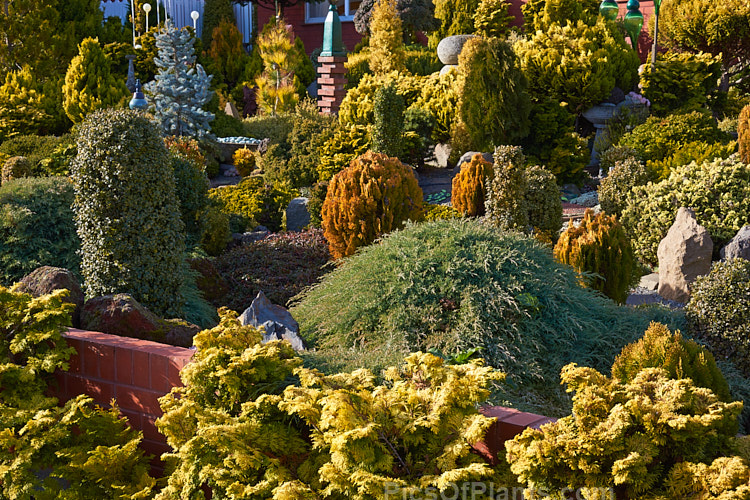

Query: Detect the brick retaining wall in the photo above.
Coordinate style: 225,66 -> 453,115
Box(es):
53,328 -> 556,477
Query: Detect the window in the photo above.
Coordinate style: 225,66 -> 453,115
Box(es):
305,0 -> 361,23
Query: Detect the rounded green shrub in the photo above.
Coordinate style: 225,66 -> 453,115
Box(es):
70,109 -> 185,317
338,72 -> 423,128
617,111 -> 728,169
321,151 -> 423,259
198,203 -> 231,257
1,156 -> 31,185
208,176 -> 296,233
524,164 -> 562,237
316,124 -> 371,182
639,51 -> 723,117
554,209 -> 637,304
647,140 -> 737,181
485,146 -> 528,231
620,154 -> 750,266
612,321 -> 731,402
598,157 -> 651,218
598,144 -> 641,173
0,135 -> 70,175
372,81 -> 404,157
520,98 -> 588,184
292,218 -> 682,417
687,258 -> 750,376
521,0 -> 599,32
514,19 -> 639,113
457,36 -> 531,151
0,177 -> 80,285
171,151 -> 210,243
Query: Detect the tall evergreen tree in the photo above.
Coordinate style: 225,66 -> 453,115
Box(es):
146,21 -> 214,137
0,65 -> 55,140
0,0 -> 64,75
201,0 -> 235,50
369,0 -> 406,75
62,37 -> 129,124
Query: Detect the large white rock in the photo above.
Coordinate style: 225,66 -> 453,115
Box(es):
657,207 -> 713,303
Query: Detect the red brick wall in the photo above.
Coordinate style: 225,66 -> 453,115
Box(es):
52,328 -> 555,479
256,3 -> 363,55
54,329 -> 194,468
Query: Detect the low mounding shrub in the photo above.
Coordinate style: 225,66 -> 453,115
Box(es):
620,154 -> 750,266
451,153 -> 493,216
1,156 -> 31,185
157,309 -> 507,498
242,112 -> 294,146
0,134 -> 70,174
0,287 -> 155,498
321,151 -> 423,259
524,163 -> 562,237
514,19 -> 639,113
647,140 -> 737,181
612,321 -> 731,402
338,72 -> 423,128
209,177 -> 296,233
71,109 -> 186,318
639,51 -> 722,116
457,36 -> 531,150
170,151 -> 210,243
506,364 -> 746,498
554,209 -> 637,304
617,111 -> 729,170
214,229 -> 331,311
0,177 -> 80,285
598,157 -> 651,218
232,146 -> 256,176
316,124 -> 371,182
291,218 -> 682,416
687,258 -> 750,376
598,145 -> 641,173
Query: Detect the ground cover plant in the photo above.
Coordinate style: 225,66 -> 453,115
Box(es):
214,229 -> 331,311
291,218 -> 681,417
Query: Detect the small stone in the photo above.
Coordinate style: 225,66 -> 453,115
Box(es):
639,272 -> 659,291
14,266 -> 84,327
239,291 -> 306,351
434,143 -> 452,169
721,225 -> 750,261
224,101 -> 241,120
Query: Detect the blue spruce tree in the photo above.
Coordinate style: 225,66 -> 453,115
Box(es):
146,21 -> 214,137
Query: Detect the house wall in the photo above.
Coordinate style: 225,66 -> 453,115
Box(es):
52,328 -> 556,479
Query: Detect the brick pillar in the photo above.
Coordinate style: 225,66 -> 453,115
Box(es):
317,56 -> 347,115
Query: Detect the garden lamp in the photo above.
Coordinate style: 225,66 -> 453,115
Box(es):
599,0 -> 619,21
651,0 -> 663,66
129,79 -> 148,111
624,0 -> 644,51
143,2 -> 151,32
191,10 -> 200,32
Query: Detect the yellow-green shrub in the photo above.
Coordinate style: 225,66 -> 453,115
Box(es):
425,203 -> 461,221
598,157 -> 651,218
231,146 -> 256,176
321,151 -> 423,259
620,155 -> 750,266
411,71 -> 460,144
740,103 -> 750,164
1,156 -> 31,185
316,124 -> 371,182
612,321 -> 731,402
647,139 -> 737,180
506,364 -> 745,498
553,209 -> 636,304
639,51 -> 723,116
209,176 -> 296,233
338,72 -> 423,127
451,153 -> 493,216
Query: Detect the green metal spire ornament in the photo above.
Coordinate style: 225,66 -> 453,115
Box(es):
599,0 -> 619,21
624,0 -> 644,51
320,2 -> 346,57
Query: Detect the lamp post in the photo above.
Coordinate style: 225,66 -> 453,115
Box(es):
129,79 -> 148,111
651,0 -> 662,66
191,10 -> 200,32
599,0 -> 619,21
623,0 -> 644,52
143,2 -> 152,32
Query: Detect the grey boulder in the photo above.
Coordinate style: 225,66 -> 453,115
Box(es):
239,291 -> 306,351
721,225 -> 750,261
